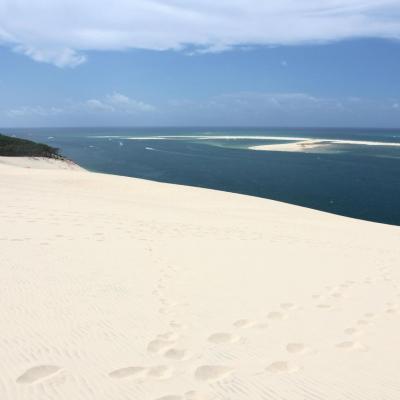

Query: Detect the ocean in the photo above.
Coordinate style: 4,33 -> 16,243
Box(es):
2,127 -> 400,226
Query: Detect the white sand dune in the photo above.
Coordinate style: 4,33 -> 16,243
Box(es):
1,156 -> 400,400
0,156 -> 83,170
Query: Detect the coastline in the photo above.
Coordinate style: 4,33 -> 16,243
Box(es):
1,157 -> 400,400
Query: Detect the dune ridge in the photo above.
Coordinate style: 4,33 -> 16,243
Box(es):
1,157 -> 399,400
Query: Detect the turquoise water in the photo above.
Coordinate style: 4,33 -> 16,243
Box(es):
2,127 -> 400,225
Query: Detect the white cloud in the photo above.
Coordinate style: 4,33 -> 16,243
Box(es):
4,93 -> 155,119
86,99 -> 115,112
198,92 -> 332,113
86,93 -> 156,113
167,92 -> 400,123
14,46 -> 86,68
105,93 -> 156,112
0,0 -> 400,67
5,106 -> 63,118
3,92 -> 400,127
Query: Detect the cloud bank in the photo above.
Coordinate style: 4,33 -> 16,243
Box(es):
86,93 -> 156,113
1,0 -> 400,67
4,93 -> 155,119
3,91 -> 400,128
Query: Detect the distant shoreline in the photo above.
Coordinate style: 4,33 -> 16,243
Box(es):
0,133 -> 63,159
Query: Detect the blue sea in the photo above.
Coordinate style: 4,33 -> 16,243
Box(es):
2,127 -> 400,226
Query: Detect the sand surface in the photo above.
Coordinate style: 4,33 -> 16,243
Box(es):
249,138 -> 400,152
249,140 -> 328,152
0,156 -> 83,170
1,157 -> 400,400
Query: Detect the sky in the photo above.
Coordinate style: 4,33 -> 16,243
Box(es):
1,0 -> 400,128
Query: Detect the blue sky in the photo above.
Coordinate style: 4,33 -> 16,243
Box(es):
1,1 -> 400,128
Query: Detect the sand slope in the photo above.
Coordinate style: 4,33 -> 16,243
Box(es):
1,157 -> 400,400
0,156 -> 83,170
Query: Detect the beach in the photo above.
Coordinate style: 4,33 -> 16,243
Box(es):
249,140 -> 327,152
249,138 -> 400,152
1,156 -> 400,400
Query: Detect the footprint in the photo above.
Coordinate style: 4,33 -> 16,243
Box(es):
109,367 -> 147,379
267,312 -> 287,320
16,365 -> 62,384
164,348 -> 188,360
344,328 -> 363,336
148,366 -> 173,380
286,343 -> 307,354
194,365 -> 233,382
336,341 -> 369,352
156,390 -> 212,400
147,339 -> 175,354
266,361 -> 300,374
185,391 -> 211,400
208,332 -> 240,344
233,319 -> 257,328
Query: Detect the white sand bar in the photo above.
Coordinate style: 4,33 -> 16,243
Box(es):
249,140 -> 328,152
250,138 -> 400,152
1,157 -> 400,400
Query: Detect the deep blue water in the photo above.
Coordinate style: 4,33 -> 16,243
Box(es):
2,127 -> 400,226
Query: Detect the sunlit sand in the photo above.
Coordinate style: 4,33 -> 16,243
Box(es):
1,156 -> 399,400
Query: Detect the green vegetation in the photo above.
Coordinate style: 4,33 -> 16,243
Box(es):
0,134 -> 62,158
